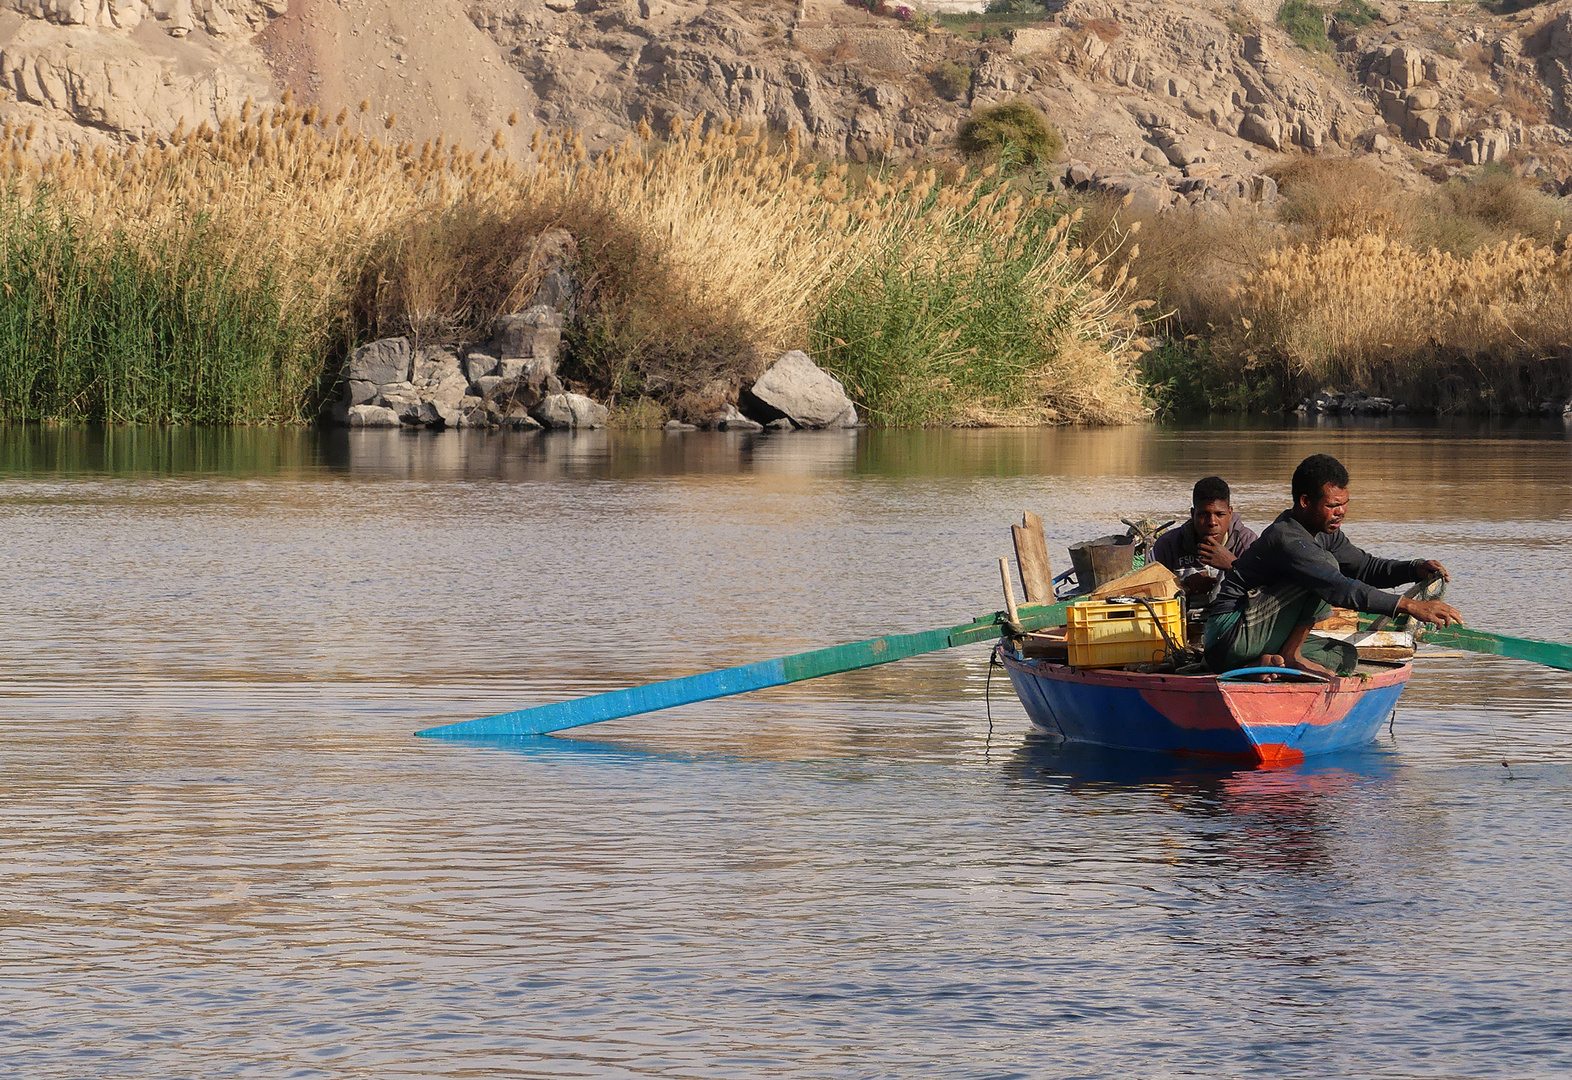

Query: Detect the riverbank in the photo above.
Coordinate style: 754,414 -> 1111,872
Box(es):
0,106 -> 1146,430
5,104 -> 1571,429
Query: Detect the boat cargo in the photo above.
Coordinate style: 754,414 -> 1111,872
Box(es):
1065,596 -> 1184,669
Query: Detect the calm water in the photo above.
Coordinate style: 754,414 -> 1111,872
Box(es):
2,421 -> 1570,1078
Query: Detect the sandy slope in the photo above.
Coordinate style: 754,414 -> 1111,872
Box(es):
254,0 -> 538,150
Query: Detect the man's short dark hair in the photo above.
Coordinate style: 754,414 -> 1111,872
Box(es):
1292,454 -> 1350,504
1192,476 -> 1231,506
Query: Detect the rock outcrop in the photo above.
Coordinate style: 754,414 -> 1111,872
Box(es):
332,329 -> 863,435
471,0 -> 1572,196
332,302 -> 594,431
0,0 -> 532,153
12,0 -> 1572,217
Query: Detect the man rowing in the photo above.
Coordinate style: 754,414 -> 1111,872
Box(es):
1151,475 -> 1257,605
1203,454 -> 1463,678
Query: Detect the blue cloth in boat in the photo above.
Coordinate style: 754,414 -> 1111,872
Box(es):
1210,509 -> 1428,620
1203,582 -> 1358,676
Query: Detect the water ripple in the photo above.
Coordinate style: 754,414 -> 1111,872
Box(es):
2,424 -> 1570,1077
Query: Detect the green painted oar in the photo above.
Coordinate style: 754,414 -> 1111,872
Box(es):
417,601 -> 1068,739
1414,625 -> 1572,671
1354,612 -> 1572,671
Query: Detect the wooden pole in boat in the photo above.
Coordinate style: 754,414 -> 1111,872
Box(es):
999,557 -> 1021,631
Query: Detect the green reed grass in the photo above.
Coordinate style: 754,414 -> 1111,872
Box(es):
0,195 -> 316,424
810,203 -> 1114,427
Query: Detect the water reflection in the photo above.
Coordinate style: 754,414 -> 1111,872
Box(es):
2,418 -> 1568,494
444,731 -> 701,764
1004,732 -> 1405,875
0,423 -> 328,476
1005,730 -> 1399,792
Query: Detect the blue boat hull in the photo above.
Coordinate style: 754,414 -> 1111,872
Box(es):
1001,652 -> 1411,764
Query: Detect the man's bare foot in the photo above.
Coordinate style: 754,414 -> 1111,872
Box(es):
1250,653 -> 1286,680
1283,645 -> 1337,679
1277,620 -> 1338,678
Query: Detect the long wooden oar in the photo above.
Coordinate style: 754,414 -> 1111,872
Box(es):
416,601 -> 1067,739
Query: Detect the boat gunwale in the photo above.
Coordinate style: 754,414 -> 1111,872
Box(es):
998,651 -> 1413,695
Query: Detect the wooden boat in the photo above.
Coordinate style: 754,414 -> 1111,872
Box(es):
998,650 -> 1412,766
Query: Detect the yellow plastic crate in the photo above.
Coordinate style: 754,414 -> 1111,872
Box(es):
1066,597 -> 1184,668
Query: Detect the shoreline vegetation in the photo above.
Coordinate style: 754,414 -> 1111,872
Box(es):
0,100 -> 1146,429
1095,156 -> 1572,418
0,99 -> 1568,428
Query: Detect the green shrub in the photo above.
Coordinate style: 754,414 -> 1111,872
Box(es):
986,0 -> 1047,12
810,196 -> 1140,426
930,61 -> 973,101
1277,0 -> 1331,52
956,100 -> 1065,167
0,196 -> 315,424
1140,338 -> 1276,415
1331,0 -> 1378,27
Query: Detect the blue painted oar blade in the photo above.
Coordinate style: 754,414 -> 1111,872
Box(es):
418,658 -> 787,738
416,602 -> 1067,741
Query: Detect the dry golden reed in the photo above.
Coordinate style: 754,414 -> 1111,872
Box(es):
0,104 -> 1147,426
1085,158 -> 1572,414
1225,233 -> 1572,405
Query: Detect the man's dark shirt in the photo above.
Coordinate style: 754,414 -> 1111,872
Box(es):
1211,509 -> 1426,618
1152,513 -> 1258,574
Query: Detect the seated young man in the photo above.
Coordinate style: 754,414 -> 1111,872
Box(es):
1151,476 -> 1258,605
1203,454 -> 1463,677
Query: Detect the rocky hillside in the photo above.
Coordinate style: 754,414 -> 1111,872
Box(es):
7,0 -> 1572,201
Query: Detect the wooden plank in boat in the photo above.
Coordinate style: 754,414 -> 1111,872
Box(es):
1088,561 -> 1180,600
1310,627 -> 1416,661
1021,626 -> 1069,661
1012,511 -> 1054,604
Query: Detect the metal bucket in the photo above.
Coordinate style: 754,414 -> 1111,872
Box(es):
1068,534 -> 1137,592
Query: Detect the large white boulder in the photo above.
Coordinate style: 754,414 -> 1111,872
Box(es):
531,392 -> 608,430
346,404 -> 401,428
744,351 -> 858,429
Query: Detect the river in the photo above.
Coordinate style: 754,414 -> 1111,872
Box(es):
2,421 -> 1570,1078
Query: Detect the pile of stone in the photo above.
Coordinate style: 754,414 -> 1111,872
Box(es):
1297,390 -> 1572,419
331,305 -> 598,431
1294,390 -> 1403,417
1061,160 -> 1279,216
332,333 -> 860,434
